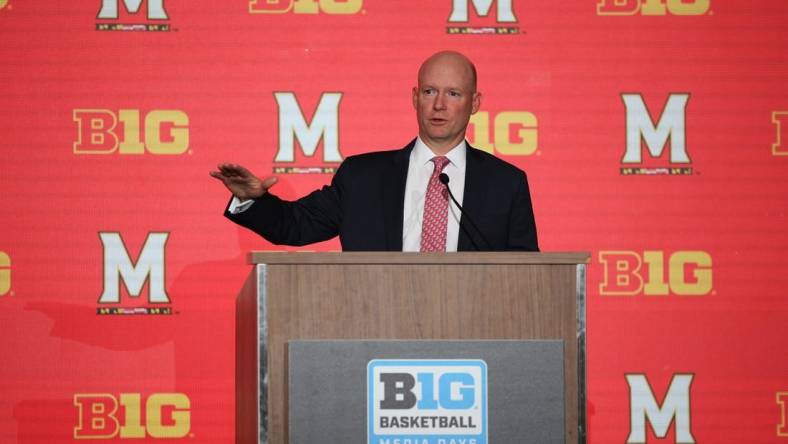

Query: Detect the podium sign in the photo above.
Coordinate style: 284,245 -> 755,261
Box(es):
288,340 -> 565,444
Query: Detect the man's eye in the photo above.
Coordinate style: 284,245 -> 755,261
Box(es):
423,89 -> 436,95
449,91 -> 460,97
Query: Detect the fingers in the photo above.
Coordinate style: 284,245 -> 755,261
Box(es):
261,176 -> 278,190
218,163 -> 245,177
212,163 -> 251,179
218,164 -> 234,176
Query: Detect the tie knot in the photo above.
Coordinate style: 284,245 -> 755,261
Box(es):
431,156 -> 450,174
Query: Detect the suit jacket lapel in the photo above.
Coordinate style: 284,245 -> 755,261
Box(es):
382,140 -> 415,251
458,145 -> 486,251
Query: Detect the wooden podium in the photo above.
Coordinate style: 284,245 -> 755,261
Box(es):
236,252 -> 589,444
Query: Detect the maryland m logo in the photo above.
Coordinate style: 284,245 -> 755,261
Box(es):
626,374 -> 695,444
97,0 -> 168,20
98,232 -> 170,304
620,93 -> 693,174
626,374 -> 696,443
448,0 -> 517,23
273,92 -> 343,167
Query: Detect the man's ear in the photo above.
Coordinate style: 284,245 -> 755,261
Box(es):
471,91 -> 482,114
412,86 -> 419,109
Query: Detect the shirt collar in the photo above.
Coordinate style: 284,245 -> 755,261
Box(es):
413,137 -> 467,170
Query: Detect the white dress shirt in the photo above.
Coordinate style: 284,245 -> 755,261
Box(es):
228,137 -> 467,252
401,138 -> 466,252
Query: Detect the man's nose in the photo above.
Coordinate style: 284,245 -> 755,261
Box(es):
433,93 -> 447,110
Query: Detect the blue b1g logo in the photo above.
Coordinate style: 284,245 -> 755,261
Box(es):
367,359 -> 487,444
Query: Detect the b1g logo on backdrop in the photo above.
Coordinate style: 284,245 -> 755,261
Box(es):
626,373 -> 695,443
597,0 -> 710,16
447,0 -> 519,35
0,251 -> 10,297
272,92 -> 343,174
777,392 -> 788,437
772,111 -> 788,156
96,0 -> 171,32
249,0 -> 363,15
73,109 -> 189,155
74,393 -> 190,439
468,110 -> 538,157
368,359 -> 487,444
599,250 -> 712,296
97,232 -> 173,315
619,93 -> 693,175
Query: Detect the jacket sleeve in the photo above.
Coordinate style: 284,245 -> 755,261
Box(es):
223,163 -> 348,246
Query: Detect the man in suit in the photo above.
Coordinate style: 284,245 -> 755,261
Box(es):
210,50 -> 539,251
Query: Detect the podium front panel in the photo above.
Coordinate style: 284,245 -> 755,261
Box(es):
288,340 -> 565,444
236,252 -> 589,444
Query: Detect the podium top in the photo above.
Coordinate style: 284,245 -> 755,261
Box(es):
248,251 -> 590,265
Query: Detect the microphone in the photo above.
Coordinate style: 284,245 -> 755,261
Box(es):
438,173 -> 493,251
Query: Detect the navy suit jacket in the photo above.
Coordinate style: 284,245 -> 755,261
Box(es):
224,140 -> 539,251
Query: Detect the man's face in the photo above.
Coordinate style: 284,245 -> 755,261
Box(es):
412,55 -> 481,153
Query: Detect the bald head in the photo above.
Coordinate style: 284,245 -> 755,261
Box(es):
412,50 -> 482,154
418,50 -> 478,94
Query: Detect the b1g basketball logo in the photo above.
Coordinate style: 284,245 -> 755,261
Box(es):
73,109 -> 189,155
597,0 -> 710,16
619,93 -> 694,175
468,110 -> 538,156
777,392 -> 788,437
773,111 -> 788,156
599,250 -> 712,296
74,393 -> 190,439
96,0 -> 171,32
0,251 -> 10,297
97,232 -> 173,315
368,360 -> 487,444
249,0 -> 363,15
447,0 -> 519,35
272,92 -> 343,174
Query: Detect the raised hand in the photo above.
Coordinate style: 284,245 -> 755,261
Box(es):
209,163 -> 278,201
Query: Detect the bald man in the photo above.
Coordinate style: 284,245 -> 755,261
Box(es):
211,51 -> 538,251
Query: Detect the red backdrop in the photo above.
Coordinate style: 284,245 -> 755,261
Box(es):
1,0 -> 787,442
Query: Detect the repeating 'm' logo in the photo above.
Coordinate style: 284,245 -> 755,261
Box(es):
96,0 -> 171,32
597,0 -> 710,16
273,92 -> 343,174
74,393 -> 190,439
599,250 -> 712,296
368,359 -> 487,444
620,93 -> 693,175
73,109 -> 189,155
468,109 -> 538,156
0,251 -> 10,297
249,0 -> 363,15
98,232 -> 172,315
447,0 -> 518,34
626,374 -> 695,443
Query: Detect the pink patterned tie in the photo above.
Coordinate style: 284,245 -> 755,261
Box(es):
420,156 -> 451,252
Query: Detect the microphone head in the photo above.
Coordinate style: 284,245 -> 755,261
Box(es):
438,173 -> 450,185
